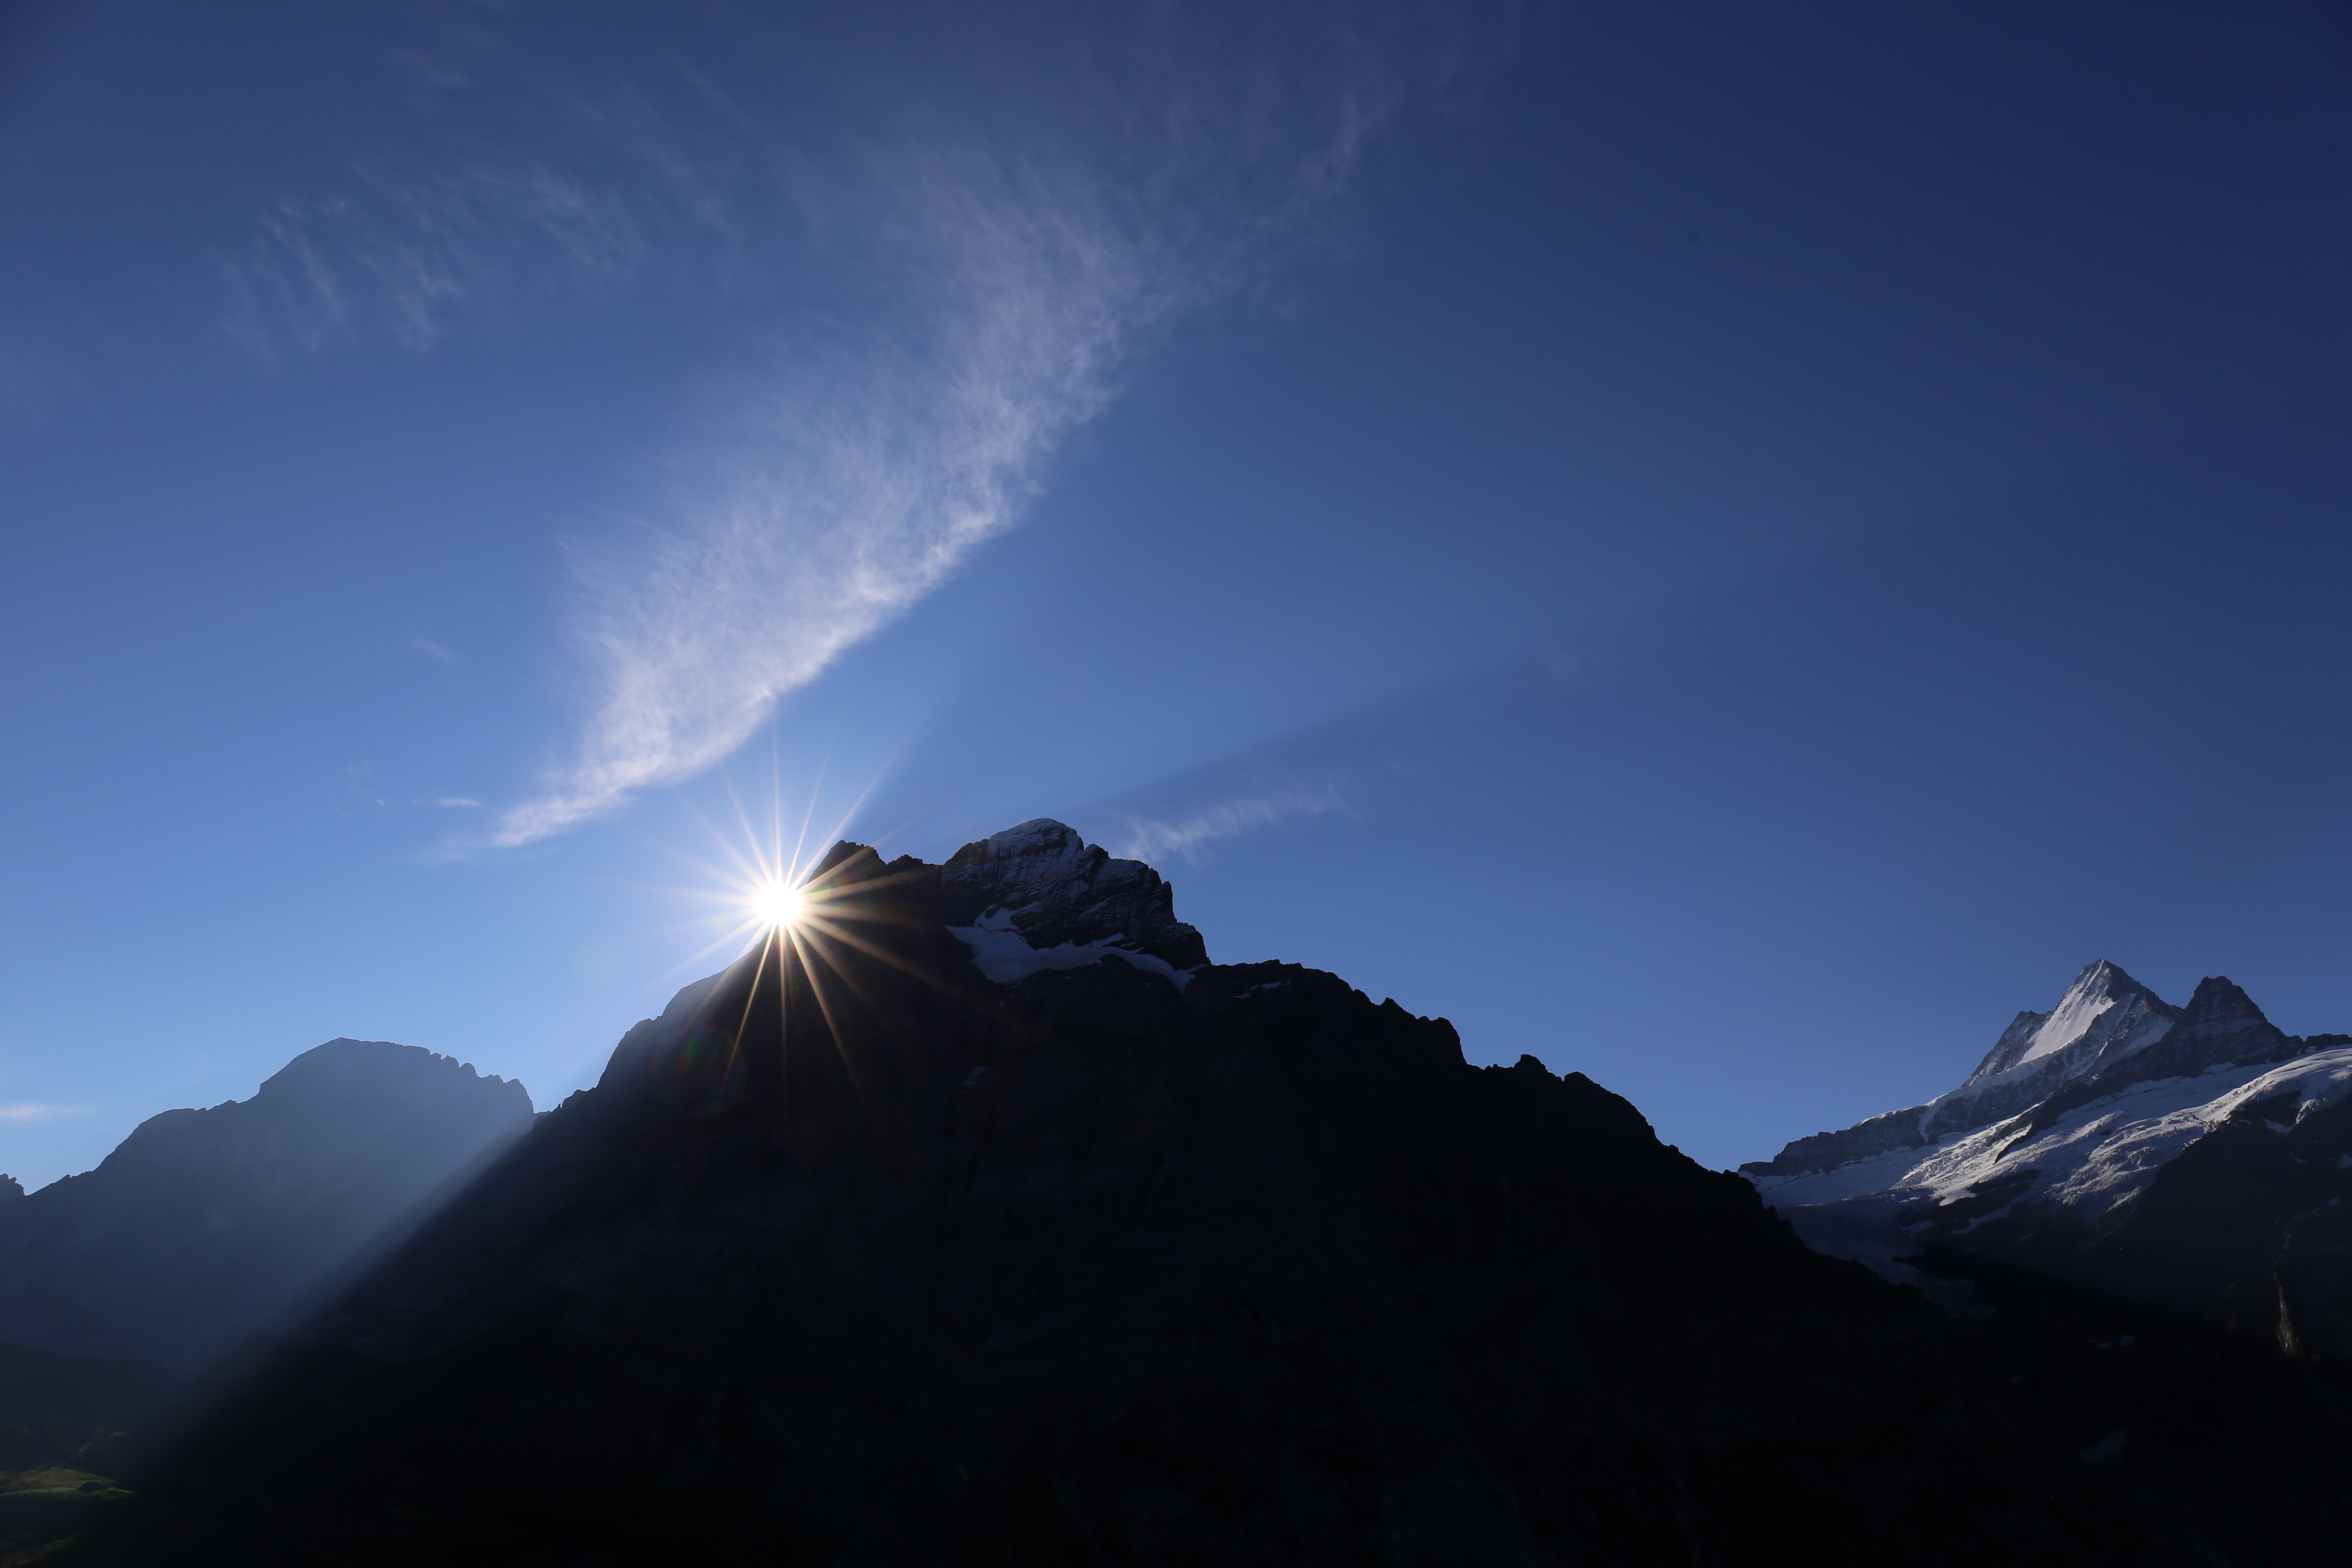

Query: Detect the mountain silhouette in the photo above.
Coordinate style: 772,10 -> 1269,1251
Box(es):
88,825 -> 2209,1565
0,1038 -> 532,1369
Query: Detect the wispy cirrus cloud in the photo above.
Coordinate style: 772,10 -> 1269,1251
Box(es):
1113,780 -> 1347,864
492,147 -> 1182,845
489,65 -> 1438,847
216,7 -> 1516,849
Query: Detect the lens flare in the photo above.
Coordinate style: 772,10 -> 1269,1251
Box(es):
750,880 -> 805,928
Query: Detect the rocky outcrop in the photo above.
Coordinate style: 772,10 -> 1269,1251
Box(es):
1749,1100 -> 1937,1182
2104,974 -> 2298,1083
939,818 -> 1207,969
0,1040 -> 533,1367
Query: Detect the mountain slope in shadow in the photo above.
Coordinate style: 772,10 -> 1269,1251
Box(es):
83,825 -> 2267,1564
0,1040 -> 533,1369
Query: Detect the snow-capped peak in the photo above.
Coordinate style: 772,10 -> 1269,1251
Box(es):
1743,962 -> 2347,1326
1959,959 -> 2176,1089
1744,960 -> 2183,1182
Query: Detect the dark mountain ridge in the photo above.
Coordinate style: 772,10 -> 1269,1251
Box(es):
80,824 -> 2262,1565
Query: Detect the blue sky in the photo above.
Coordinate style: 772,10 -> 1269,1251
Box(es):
5,0 -> 2349,1188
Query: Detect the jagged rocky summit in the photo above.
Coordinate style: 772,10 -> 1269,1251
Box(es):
0,1039 -> 533,1367
939,818 -> 1207,988
106,821 -> 2183,1565
1746,960 -> 2352,1354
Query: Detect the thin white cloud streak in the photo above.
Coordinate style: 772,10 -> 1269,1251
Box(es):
0,1103 -> 88,1124
487,74 -> 1426,845
210,8 -> 1516,848
493,150 -> 1177,846
1114,781 -> 1346,864
475,14 -> 1477,847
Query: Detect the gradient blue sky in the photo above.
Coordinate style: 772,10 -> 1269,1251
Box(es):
6,0 -> 2349,1189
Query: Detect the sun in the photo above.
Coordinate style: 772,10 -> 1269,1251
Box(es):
750,879 -> 805,929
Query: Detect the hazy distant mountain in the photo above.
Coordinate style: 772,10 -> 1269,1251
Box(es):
98,821 -> 2239,1565
0,1039 -> 532,1367
1747,962 -> 2352,1355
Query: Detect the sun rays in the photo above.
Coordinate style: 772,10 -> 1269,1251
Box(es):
622,756 -> 961,1125
652,751 -> 871,977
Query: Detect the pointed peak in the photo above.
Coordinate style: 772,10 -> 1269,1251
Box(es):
2063,959 -> 2166,1006
811,838 -> 883,879
1955,959 -> 2180,1093
2180,974 -> 2270,1027
2061,972 -> 2299,1083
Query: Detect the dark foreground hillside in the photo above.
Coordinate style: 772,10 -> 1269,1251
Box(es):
38,827 -> 2352,1564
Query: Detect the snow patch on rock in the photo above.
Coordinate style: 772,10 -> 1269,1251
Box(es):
950,922 -> 1196,992
939,818 -> 1208,974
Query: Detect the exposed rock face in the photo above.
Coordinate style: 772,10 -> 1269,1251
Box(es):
1749,1100 -> 1942,1184
0,1040 -> 533,1367
118,832 -> 2177,1565
2106,974 -> 2299,1084
939,818 -> 1207,970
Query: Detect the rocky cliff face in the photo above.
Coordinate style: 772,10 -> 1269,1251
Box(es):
109,824 -> 2202,1565
939,817 -> 1208,971
0,1040 -> 533,1367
